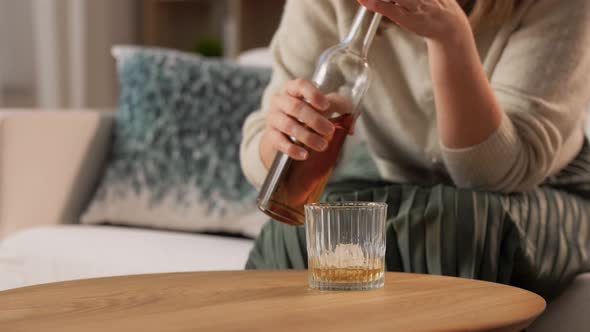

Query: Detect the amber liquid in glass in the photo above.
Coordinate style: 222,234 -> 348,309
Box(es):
309,258 -> 385,284
260,114 -> 354,226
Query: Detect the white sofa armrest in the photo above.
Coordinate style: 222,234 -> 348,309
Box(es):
0,110 -> 113,239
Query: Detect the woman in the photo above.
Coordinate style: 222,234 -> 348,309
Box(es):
240,0 -> 590,300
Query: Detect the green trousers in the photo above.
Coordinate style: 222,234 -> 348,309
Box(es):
247,144 -> 590,301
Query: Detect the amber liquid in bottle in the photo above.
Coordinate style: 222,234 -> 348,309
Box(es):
261,114 -> 354,225
257,7 -> 382,226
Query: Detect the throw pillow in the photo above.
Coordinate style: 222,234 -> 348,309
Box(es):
81,46 -> 272,238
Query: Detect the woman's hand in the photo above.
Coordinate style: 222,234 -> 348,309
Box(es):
358,0 -> 471,44
259,79 -> 335,168
259,79 -> 357,168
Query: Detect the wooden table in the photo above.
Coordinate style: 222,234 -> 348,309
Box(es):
0,271 -> 545,332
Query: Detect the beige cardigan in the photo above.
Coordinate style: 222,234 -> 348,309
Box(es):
240,0 -> 590,192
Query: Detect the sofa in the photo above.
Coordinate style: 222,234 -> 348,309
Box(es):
0,50 -> 589,331
0,49 -> 275,291
0,110 -> 256,288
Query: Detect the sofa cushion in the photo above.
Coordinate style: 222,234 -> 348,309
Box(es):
0,225 -> 253,291
81,46 -> 272,238
236,48 -> 274,68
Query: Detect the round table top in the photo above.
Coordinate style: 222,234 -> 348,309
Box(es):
0,271 -> 545,332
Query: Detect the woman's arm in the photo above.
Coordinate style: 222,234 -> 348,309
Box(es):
360,0 -> 590,192
426,26 -> 503,149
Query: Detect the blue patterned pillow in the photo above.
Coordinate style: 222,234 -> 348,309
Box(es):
81,46 -> 272,238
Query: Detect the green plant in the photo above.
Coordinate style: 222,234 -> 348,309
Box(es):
193,37 -> 223,57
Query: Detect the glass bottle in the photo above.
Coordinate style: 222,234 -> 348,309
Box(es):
257,6 -> 383,226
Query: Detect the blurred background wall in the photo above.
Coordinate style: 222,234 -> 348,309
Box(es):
0,0 -> 37,107
32,0 -> 141,109
0,0 -> 285,110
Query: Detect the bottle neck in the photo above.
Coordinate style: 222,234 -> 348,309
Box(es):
342,6 -> 383,59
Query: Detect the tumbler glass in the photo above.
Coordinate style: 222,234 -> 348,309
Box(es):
305,202 -> 387,290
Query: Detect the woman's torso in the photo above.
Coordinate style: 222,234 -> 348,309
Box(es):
333,2 -> 523,185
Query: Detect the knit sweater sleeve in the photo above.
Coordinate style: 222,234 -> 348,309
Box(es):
441,0 -> 590,192
239,0 -> 340,189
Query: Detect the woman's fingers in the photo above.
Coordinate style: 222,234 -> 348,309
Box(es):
359,0 -> 466,41
389,0 -> 422,12
264,78 -> 363,159
284,79 -> 331,111
265,128 -> 309,160
274,94 -> 335,136
267,110 -> 329,153
359,0 -> 413,25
